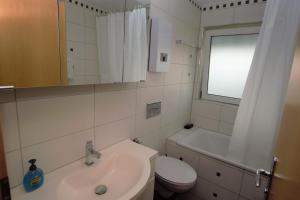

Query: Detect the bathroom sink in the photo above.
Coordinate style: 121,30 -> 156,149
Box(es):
11,140 -> 157,200
57,154 -> 145,200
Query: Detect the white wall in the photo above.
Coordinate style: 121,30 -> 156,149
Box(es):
191,100 -> 238,135
201,0 -> 265,27
0,0 -> 200,189
192,0 -> 266,135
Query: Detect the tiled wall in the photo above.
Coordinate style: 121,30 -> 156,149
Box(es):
191,100 -> 238,135
191,0 -> 265,135
0,0 -> 200,189
66,1 -> 100,84
201,0 -> 266,27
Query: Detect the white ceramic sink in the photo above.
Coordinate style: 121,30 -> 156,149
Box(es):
57,154 -> 145,200
12,140 -> 157,200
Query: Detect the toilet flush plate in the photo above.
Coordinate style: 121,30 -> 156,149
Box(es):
146,102 -> 161,119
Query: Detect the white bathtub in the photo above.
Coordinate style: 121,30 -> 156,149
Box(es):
170,127 -> 255,172
177,128 -> 230,157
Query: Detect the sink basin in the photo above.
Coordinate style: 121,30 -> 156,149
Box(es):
11,140 -> 157,200
57,154 -> 145,200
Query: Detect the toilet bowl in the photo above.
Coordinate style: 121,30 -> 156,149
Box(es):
155,156 -> 197,198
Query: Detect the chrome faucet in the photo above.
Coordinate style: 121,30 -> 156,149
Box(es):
85,141 -> 101,166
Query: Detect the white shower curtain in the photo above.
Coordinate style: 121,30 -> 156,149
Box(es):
124,8 -> 148,82
96,12 -> 124,83
227,0 -> 300,171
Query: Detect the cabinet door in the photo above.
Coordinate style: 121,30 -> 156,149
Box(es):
0,0 -> 64,88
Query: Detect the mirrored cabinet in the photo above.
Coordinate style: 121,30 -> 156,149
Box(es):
0,0 -> 150,88
0,0 -> 67,88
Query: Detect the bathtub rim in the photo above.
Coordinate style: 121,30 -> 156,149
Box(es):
168,127 -> 257,173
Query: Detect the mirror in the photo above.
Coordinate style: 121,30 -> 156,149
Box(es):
123,0 -> 150,82
66,0 -> 150,86
66,0 -> 126,85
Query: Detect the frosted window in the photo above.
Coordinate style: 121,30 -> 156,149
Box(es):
208,34 -> 258,99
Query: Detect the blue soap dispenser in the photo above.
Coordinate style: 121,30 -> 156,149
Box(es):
23,159 -> 44,192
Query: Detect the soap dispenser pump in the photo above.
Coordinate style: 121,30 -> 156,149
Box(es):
23,159 -> 44,192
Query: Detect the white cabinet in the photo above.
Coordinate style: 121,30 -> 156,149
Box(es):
197,156 -> 243,193
165,141 -> 269,200
194,178 -> 239,200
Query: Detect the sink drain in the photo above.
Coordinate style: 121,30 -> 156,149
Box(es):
95,185 -> 107,195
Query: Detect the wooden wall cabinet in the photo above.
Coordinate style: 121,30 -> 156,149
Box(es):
0,0 -> 67,88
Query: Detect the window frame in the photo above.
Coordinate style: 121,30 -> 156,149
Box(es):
201,26 -> 260,105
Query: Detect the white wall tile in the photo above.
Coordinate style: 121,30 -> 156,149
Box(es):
181,66 -> 195,84
220,105 -> 238,124
184,47 -> 197,67
67,22 -> 85,42
219,122 -> 234,136
95,88 -> 136,125
85,27 -> 97,44
192,100 -> 221,120
84,8 -> 96,28
151,0 -> 201,30
161,118 -> 184,140
234,4 -> 265,24
0,102 -> 20,152
67,41 -> 86,60
136,86 -> 163,114
22,129 -> 93,174
139,72 -> 165,87
179,84 -> 193,117
84,60 -> 99,76
66,2 -> 84,25
164,64 -> 182,85
85,44 -> 98,60
69,58 -> 85,76
5,150 -> 23,187
17,87 -> 94,147
172,46 -> 186,65
139,128 -> 163,153
95,117 -> 135,150
162,85 -> 181,126
202,8 -> 235,27
192,114 -> 219,132
135,113 -> 161,139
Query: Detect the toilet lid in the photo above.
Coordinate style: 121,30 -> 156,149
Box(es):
155,156 -> 197,185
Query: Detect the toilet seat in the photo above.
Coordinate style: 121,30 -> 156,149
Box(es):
155,156 -> 197,185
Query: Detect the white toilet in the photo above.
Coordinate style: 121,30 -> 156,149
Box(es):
155,156 -> 197,199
